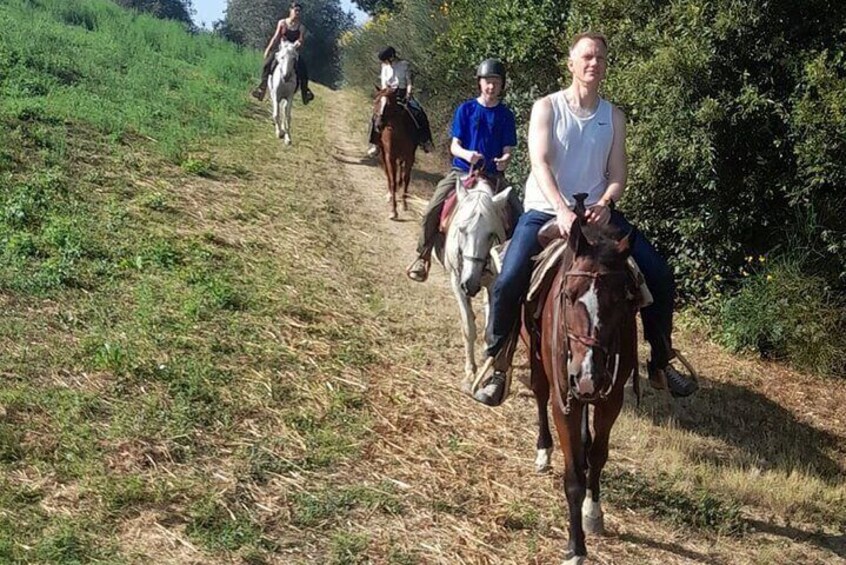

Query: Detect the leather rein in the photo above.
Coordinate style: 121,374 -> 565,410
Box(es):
551,266 -> 633,415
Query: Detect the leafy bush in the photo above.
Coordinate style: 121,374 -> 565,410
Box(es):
719,254 -> 846,376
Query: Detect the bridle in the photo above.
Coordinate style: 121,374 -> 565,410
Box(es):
456,160 -> 503,267
552,266 -> 636,414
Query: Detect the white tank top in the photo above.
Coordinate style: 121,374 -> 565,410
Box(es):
523,91 -> 614,214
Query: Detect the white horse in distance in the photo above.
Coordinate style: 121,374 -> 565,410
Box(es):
269,41 -> 298,145
443,176 -> 513,389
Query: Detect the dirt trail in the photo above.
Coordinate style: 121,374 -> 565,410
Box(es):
319,88 -> 846,564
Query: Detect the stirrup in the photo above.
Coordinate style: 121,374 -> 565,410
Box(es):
405,258 -> 430,282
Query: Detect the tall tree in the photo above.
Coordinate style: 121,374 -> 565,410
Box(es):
114,0 -> 195,27
225,0 -> 354,86
349,0 -> 398,15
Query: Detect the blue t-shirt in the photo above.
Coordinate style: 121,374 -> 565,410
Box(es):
450,99 -> 518,176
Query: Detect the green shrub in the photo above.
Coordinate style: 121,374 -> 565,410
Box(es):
719,255 -> 846,376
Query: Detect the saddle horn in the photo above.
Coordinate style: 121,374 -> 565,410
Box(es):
569,193 -> 589,255
573,193 -> 589,220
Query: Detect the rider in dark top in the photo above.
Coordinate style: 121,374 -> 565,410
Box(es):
251,1 -> 315,105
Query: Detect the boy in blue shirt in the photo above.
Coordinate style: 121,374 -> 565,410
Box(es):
406,59 -> 521,282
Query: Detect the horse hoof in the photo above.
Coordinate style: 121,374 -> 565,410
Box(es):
284,137 -> 291,145
388,212 -> 398,221
583,512 -> 605,535
562,551 -> 585,565
401,201 -> 409,212
535,447 -> 552,473
460,378 -> 475,396
582,496 -> 605,535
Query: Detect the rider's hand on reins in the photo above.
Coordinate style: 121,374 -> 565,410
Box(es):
556,207 -> 577,236
493,154 -> 511,171
585,203 -> 611,226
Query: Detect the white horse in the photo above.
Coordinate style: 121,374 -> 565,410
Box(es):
443,176 -> 513,389
269,41 -> 298,145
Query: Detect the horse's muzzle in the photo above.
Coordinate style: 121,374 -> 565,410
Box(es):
461,279 -> 481,297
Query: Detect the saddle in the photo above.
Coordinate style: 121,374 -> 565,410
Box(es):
525,219 -> 653,314
439,174 -> 513,234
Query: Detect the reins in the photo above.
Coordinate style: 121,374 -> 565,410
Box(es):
551,257 -> 636,413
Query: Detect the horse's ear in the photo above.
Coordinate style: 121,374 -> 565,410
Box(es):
568,216 -> 588,256
491,186 -> 513,207
616,230 -> 633,257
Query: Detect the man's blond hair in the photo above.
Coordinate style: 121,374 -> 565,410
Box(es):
569,32 -> 608,57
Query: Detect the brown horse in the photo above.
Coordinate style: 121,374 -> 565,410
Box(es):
372,88 -> 416,220
527,195 -> 639,564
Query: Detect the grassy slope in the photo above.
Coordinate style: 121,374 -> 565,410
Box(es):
0,1 -> 844,564
0,1 -> 384,562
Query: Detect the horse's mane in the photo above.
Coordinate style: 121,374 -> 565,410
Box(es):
454,184 -> 500,233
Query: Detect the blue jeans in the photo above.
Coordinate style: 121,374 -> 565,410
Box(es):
486,209 -> 676,367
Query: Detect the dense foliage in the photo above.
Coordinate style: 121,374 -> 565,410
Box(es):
342,0 -> 846,374
222,0 -> 355,86
350,0 -> 399,15
114,0 -> 194,27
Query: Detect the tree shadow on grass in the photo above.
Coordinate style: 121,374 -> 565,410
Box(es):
639,376 -> 844,485
616,533 -> 717,564
746,519 -> 846,558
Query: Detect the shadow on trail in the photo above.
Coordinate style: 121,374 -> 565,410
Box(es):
746,519 -> 846,558
639,376 -> 844,485
617,533 -> 717,564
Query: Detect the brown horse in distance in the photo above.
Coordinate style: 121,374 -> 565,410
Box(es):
372,87 -> 416,220
527,195 -> 640,564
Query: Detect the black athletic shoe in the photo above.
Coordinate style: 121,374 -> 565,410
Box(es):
648,362 -> 698,398
473,370 -> 508,406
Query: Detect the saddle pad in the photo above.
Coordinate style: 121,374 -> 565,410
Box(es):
526,239 -> 653,308
439,191 -> 458,233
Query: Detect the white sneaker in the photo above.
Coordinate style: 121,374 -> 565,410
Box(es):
367,145 -> 379,158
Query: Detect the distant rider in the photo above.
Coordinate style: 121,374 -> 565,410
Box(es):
251,1 -> 315,105
368,46 -> 434,157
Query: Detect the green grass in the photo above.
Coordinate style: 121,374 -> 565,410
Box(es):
604,467 -> 747,536
0,2 -> 384,561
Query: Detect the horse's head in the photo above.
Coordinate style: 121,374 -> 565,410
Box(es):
275,41 -> 299,83
561,215 -> 638,401
452,177 -> 512,297
372,87 -> 400,132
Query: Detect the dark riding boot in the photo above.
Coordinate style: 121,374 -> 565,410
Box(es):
297,58 -> 314,104
252,53 -> 276,101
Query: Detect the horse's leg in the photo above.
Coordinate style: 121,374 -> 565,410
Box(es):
531,330 -> 554,473
384,155 -> 398,220
450,273 -> 477,390
554,401 -> 589,564
401,154 -> 414,212
273,90 -> 284,140
584,383 -> 625,536
283,92 -> 293,145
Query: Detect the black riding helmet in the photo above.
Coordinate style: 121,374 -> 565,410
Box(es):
378,46 -> 397,62
476,58 -> 506,90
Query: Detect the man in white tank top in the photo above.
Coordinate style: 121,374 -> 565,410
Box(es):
474,32 -> 698,406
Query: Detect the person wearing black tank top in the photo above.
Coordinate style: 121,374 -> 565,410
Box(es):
251,2 -> 314,105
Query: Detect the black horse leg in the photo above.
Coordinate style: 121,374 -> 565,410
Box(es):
532,357 -> 553,471
558,402 -> 587,561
